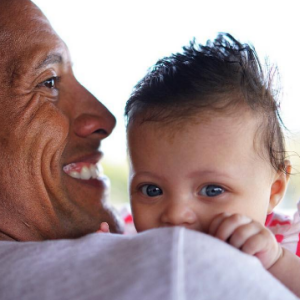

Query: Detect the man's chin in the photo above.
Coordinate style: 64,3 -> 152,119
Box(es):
61,175 -> 124,235
63,172 -> 109,202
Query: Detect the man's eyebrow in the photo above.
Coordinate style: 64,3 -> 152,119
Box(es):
36,54 -> 63,70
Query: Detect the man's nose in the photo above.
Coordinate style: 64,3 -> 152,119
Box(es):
160,200 -> 197,227
72,85 -> 116,139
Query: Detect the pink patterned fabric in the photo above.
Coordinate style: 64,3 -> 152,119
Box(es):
266,201 -> 300,257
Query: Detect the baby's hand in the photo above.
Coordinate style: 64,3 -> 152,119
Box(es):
97,222 -> 110,233
208,213 -> 282,269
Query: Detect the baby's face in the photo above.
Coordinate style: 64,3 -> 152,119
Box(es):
128,110 -> 279,233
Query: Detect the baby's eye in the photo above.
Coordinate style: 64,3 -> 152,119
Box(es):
141,184 -> 163,197
199,185 -> 224,197
38,76 -> 59,89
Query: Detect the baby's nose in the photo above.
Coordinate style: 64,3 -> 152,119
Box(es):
160,201 -> 197,228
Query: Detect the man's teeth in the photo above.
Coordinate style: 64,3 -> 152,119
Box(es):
68,165 -> 101,180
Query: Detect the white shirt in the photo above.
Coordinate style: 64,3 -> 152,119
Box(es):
0,227 -> 298,300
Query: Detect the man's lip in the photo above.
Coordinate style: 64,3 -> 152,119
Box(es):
63,152 -> 104,181
63,152 -> 103,166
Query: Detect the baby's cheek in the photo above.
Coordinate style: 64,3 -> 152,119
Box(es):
131,211 -> 145,232
131,216 -> 141,232
132,208 -> 154,232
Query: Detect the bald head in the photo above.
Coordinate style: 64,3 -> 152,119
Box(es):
0,0 -> 51,46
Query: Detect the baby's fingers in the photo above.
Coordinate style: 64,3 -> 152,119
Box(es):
208,212 -> 232,237
241,231 -> 268,256
209,213 -> 252,241
97,222 -> 110,233
240,230 -> 279,269
229,222 -> 262,249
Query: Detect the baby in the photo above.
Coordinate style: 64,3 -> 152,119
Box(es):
122,33 -> 300,295
99,33 -> 300,295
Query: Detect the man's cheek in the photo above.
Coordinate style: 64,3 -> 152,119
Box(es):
16,95 -> 68,149
1,94 -> 69,172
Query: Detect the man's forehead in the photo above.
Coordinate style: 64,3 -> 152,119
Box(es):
1,0 -> 38,23
0,0 -> 69,92
0,0 -> 56,42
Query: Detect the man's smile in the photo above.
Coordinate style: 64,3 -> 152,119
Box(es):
63,162 -> 103,180
62,152 -> 107,186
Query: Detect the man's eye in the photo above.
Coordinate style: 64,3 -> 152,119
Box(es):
141,184 -> 163,197
199,185 -> 224,197
39,77 -> 59,89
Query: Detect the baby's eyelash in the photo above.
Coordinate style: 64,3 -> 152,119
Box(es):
199,185 -> 226,197
140,184 -> 163,197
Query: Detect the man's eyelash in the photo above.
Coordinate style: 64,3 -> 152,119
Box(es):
38,76 -> 60,89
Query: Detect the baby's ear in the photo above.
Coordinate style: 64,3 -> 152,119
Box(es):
268,160 -> 292,213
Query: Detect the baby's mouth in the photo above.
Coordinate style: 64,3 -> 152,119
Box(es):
63,162 -> 103,180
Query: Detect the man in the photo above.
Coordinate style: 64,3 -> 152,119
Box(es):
0,0 -> 122,240
0,1 -> 298,299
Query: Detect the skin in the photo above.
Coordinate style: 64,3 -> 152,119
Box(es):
128,111 -> 287,232
127,109 -> 300,296
0,0 -> 123,241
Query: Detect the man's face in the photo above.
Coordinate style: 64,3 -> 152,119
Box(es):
128,110 -> 281,233
0,0 -> 121,240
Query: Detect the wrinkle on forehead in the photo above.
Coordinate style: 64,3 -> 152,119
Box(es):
0,0 -> 50,28
0,1 -> 55,44
0,0 -> 57,49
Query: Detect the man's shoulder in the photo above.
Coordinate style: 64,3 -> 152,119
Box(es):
0,226 -> 187,256
0,228 -> 298,300
0,228 -> 187,300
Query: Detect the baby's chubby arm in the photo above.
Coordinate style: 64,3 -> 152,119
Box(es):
208,213 -> 300,297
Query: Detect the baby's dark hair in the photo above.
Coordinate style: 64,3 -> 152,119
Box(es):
125,33 -> 286,173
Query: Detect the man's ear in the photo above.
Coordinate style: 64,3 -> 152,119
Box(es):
268,160 -> 292,213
